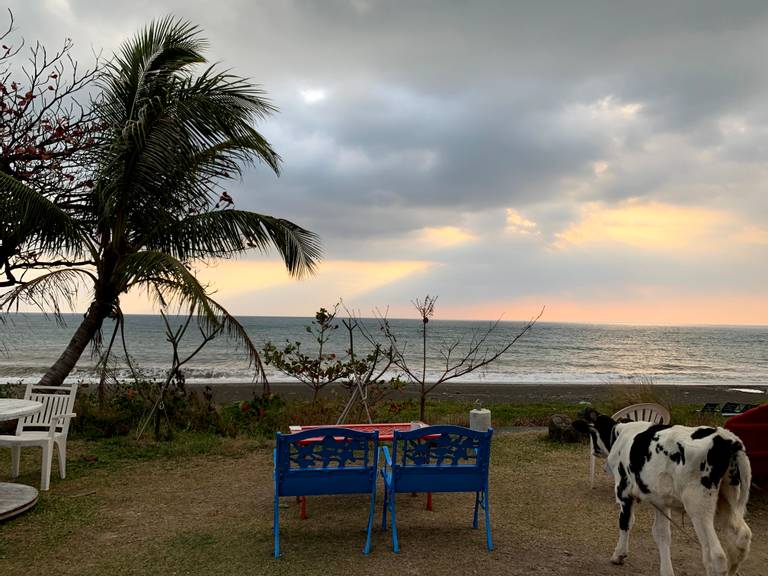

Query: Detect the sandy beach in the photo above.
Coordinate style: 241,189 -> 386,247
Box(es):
189,381 -> 767,406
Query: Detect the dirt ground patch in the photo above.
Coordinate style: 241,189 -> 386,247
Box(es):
0,431 -> 766,575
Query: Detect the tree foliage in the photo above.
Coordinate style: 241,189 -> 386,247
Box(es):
0,9 -> 101,288
263,306 -> 349,401
0,15 -> 321,388
263,304 -> 399,415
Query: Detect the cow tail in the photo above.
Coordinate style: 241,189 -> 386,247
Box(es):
735,448 -> 751,513
722,446 -> 752,515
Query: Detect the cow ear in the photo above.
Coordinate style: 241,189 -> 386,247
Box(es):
577,406 -> 599,421
572,419 -> 591,434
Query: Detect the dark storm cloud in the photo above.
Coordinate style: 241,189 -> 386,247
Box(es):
10,1 -> 768,221
238,83 -> 602,215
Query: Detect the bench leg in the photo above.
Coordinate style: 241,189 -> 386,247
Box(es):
483,489 -> 493,551
391,492 -> 400,553
473,491 -> 480,529
274,494 -> 281,558
299,496 -> 308,520
364,484 -> 376,554
381,484 -> 389,530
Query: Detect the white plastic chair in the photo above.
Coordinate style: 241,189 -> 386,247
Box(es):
0,383 -> 78,491
589,402 -> 671,488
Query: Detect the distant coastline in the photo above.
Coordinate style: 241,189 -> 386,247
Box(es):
189,381 -> 767,406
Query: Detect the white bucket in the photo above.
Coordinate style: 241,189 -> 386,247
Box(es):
469,408 -> 491,432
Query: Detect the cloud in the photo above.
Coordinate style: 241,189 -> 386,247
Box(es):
733,225 -> 768,246
553,200 -> 725,251
6,1 -> 768,323
300,88 -> 327,104
44,0 -> 73,21
505,209 -> 538,236
418,226 -> 476,248
553,200 -> 768,254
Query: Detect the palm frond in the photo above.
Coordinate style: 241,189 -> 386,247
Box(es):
141,210 -> 321,277
171,67 -> 281,173
93,20 -> 283,234
205,294 -> 266,382
121,250 -> 212,305
93,17 -> 208,223
122,250 -> 265,376
0,268 -> 95,319
103,16 -> 206,123
0,172 -> 88,258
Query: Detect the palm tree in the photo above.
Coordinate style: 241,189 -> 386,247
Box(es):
0,18 -> 321,387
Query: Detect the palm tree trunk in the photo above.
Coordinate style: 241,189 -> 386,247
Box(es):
38,300 -> 111,386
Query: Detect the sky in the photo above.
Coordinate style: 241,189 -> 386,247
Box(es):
8,0 -> 768,325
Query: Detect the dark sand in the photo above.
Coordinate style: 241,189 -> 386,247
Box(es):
189,381 -> 767,406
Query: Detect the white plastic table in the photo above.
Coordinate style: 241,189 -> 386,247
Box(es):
0,398 -> 43,520
0,399 -> 43,421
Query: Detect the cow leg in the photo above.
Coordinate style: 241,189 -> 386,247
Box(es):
714,500 -> 751,576
725,518 -> 751,576
612,496 -> 635,565
684,492 -> 728,576
652,507 -> 675,576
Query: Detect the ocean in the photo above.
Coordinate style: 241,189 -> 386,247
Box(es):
0,314 -> 766,388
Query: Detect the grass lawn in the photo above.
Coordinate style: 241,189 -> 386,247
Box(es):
0,430 -> 766,575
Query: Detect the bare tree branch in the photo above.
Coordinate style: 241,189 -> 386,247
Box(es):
377,296 -> 545,420
0,9 -> 102,293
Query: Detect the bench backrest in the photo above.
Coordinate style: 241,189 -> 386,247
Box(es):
274,427 -> 379,497
391,425 -> 493,494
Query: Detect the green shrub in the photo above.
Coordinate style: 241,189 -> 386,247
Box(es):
218,394 -> 286,437
72,381 -> 226,439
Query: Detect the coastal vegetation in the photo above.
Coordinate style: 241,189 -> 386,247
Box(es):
0,16 -> 320,391
0,378 -> 714,441
263,299 -> 543,422
262,304 -> 400,407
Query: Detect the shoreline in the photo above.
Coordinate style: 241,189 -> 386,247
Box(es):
187,381 -> 767,406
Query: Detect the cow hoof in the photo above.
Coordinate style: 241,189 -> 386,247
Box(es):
611,554 -> 627,565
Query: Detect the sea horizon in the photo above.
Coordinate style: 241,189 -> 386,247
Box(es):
115,312 -> 768,329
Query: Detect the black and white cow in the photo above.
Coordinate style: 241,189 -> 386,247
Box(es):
573,409 -> 752,576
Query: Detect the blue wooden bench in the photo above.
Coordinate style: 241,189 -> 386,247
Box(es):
273,427 -> 379,557
381,425 -> 494,552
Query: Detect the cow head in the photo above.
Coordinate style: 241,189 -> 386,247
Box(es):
572,408 -> 617,458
